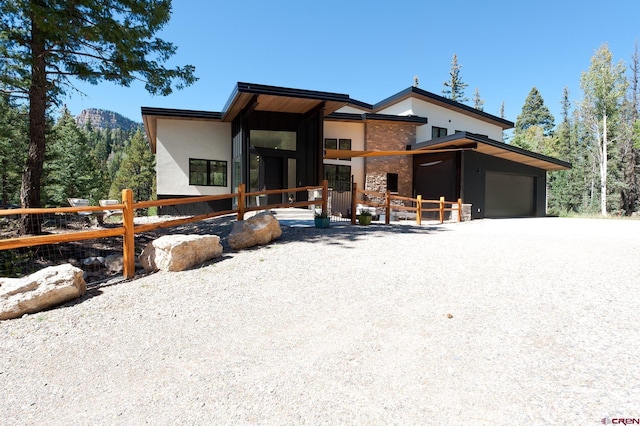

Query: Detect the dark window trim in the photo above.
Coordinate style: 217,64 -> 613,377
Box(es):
324,164 -> 352,192
189,158 -> 228,187
432,126 -> 448,139
325,137 -> 352,161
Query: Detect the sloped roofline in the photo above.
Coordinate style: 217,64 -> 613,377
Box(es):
374,86 -> 514,130
412,131 -> 571,171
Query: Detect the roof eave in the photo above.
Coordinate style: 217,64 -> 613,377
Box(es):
412,131 -> 571,171
326,112 -> 428,124
374,87 -> 514,130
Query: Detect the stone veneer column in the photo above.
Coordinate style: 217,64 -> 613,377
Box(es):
364,121 -> 416,201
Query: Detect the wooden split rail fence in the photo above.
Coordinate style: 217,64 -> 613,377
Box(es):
0,182 -> 329,280
350,182 -> 463,225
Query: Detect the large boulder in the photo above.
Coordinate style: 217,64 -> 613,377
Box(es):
228,212 -> 282,250
0,264 -> 86,320
104,254 -> 124,273
138,234 -> 223,272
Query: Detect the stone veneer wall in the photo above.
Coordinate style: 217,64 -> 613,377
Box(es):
364,121 -> 416,203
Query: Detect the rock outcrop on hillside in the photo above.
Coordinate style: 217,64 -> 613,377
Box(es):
75,108 -> 141,132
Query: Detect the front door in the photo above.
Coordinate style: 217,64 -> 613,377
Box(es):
263,156 -> 285,205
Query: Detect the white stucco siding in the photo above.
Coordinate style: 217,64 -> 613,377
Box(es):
409,99 -> 504,142
323,121 -> 365,188
156,119 -> 231,196
377,98 -> 504,142
375,98 -> 414,116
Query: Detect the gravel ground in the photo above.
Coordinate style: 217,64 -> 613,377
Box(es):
1,217 -> 639,425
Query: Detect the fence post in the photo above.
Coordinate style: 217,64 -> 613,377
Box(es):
385,190 -> 391,225
122,189 -> 135,279
322,179 -> 328,214
439,196 -> 445,224
237,184 -> 245,220
351,182 -> 357,225
458,198 -> 463,222
416,195 -> 422,225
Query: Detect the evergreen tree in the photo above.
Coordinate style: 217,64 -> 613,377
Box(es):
109,130 -> 155,206
515,87 -> 555,136
442,54 -> 468,103
0,95 -> 28,205
579,43 -> 628,215
511,87 -> 556,155
473,88 -> 484,111
43,109 -> 105,206
619,42 -> 640,214
548,87 -> 589,214
107,145 -> 125,184
0,1 -> 196,234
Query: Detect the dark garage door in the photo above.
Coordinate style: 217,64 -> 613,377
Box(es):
485,172 -> 535,217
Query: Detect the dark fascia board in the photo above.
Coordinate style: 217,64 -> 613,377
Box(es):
326,112 -> 428,124
374,87 -> 514,129
346,98 -> 373,111
222,82 -> 353,113
140,107 -> 223,120
412,131 -> 572,169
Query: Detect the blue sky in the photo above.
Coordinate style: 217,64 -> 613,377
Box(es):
62,0 -> 639,127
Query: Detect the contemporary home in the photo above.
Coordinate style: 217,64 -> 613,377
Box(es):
141,82 -> 570,219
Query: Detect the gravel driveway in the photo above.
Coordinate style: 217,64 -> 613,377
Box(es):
1,217 -> 639,425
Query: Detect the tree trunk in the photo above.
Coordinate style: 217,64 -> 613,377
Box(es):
600,114 -> 608,216
20,16 -> 47,235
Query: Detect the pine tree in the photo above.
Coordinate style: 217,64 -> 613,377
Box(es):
0,95 -> 28,205
43,109 -> 105,206
515,87 -> 555,136
511,87 -> 556,155
109,130 -> 155,207
619,42 -> 640,214
0,1 -> 196,234
442,54 -> 469,103
547,87 -> 584,214
473,88 -> 484,111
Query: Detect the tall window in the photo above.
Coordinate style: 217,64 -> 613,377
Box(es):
324,164 -> 351,192
189,159 -> 227,186
432,126 -> 448,139
325,138 -> 351,161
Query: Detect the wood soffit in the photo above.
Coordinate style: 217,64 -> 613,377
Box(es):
418,137 -> 570,171
224,93 -> 346,120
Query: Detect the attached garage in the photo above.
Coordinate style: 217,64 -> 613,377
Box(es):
411,132 -> 571,219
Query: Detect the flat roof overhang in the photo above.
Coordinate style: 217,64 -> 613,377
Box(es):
324,132 -> 571,171
141,82 -> 372,153
412,132 -> 571,171
221,82 -> 365,121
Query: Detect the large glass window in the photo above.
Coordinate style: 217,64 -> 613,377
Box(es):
189,159 -> 227,187
250,130 -> 296,150
248,130 -> 297,194
324,164 -> 351,192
